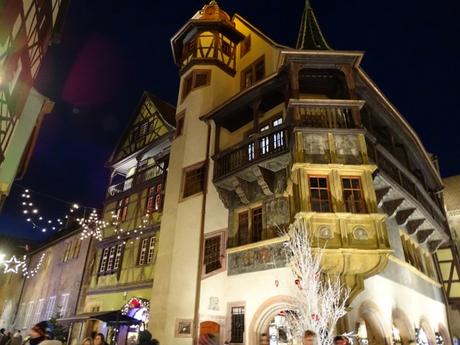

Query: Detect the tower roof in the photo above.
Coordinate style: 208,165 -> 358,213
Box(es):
296,0 -> 332,50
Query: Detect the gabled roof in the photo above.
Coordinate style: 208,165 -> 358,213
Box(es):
296,0 -> 332,50
107,92 -> 176,166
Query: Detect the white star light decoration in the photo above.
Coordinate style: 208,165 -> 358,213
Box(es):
3,256 -> 25,274
79,209 -> 107,241
1,253 -> 46,278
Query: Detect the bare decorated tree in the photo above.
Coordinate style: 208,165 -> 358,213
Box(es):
282,218 -> 350,345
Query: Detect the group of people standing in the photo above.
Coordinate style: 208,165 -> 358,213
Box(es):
303,330 -> 351,345
0,329 -> 22,345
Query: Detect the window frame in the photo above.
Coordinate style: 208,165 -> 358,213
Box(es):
145,182 -> 163,214
98,243 -> 124,275
229,305 -> 245,344
181,161 -> 207,201
236,205 -> 264,246
181,69 -> 212,101
175,110 -> 185,138
138,235 -> 156,266
202,230 -> 226,278
240,35 -> 251,58
341,176 -> 367,213
308,175 -> 333,213
116,196 -> 130,222
240,55 -> 265,90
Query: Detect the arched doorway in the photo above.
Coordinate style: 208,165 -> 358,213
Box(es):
392,308 -> 415,345
250,296 -> 299,345
199,321 -> 220,345
358,301 -> 390,345
437,324 -> 452,345
419,319 -> 436,345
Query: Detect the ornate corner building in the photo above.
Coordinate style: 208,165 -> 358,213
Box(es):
148,1 -> 460,345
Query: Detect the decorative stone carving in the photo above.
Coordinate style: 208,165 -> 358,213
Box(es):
335,134 -> 362,164
208,297 -> 219,311
353,227 -> 369,241
228,242 -> 287,275
303,133 -> 330,163
318,225 -> 333,240
263,197 -> 289,231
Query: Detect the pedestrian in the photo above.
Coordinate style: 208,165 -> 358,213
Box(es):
0,332 -> 11,345
333,335 -> 349,345
137,331 -> 152,345
81,337 -> 93,345
93,334 -> 107,345
0,329 -> 5,344
303,330 -> 316,345
25,321 -> 61,345
9,331 -> 22,345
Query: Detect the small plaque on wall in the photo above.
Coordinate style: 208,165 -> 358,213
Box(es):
175,319 -> 193,338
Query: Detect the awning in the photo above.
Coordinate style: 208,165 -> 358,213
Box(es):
58,311 -> 142,325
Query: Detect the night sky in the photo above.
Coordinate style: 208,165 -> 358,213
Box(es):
1,0 -> 459,241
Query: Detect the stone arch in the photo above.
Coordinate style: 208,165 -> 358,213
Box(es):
392,308 -> 415,345
249,295 -> 298,345
438,324 -> 452,345
358,300 -> 391,345
419,318 -> 436,345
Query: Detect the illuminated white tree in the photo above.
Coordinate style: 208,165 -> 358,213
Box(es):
282,218 -> 350,345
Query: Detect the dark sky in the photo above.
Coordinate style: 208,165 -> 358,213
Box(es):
1,0 -> 459,241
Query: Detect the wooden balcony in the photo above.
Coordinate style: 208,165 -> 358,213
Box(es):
289,98 -> 364,129
214,125 -> 289,180
106,166 -> 164,199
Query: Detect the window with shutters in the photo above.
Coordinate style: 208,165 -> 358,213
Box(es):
341,177 -> 366,213
182,70 -> 211,100
116,196 -> 129,221
203,232 -> 225,277
138,236 -> 156,266
309,176 -> 332,212
231,306 -> 245,343
241,56 -> 265,90
182,162 -> 207,199
146,183 -> 163,214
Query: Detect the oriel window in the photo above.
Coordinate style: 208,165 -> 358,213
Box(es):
231,306 -> 245,343
341,177 -> 366,213
309,176 -> 332,212
182,163 -> 207,199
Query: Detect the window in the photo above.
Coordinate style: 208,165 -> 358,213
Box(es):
182,70 -> 211,100
62,242 -> 72,262
72,239 -> 82,259
60,294 -> 69,318
24,301 -> 34,328
252,207 -> 263,242
176,111 -> 185,137
241,56 -> 265,90
138,236 -> 156,266
116,196 -> 129,221
341,177 -> 366,213
99,243 -> 124,274
182,163 -> 207,199
62,239 -> 81,263
221,40 -> 232,56
237,206 -> 264,246
146,183 -> 163,214
33,299 -> 45,324
44,296 -> 56,320
309,176 -> 332,212
240,35 -> 251,57
203,233 -> 225,276
231,306 -> 245,343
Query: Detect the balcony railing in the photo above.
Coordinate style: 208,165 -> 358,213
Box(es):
214,126 -> 289,179
289,99 -> 364,129
106,165 -> 164,198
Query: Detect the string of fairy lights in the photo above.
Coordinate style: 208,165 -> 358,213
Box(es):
1,253 -> 46,278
